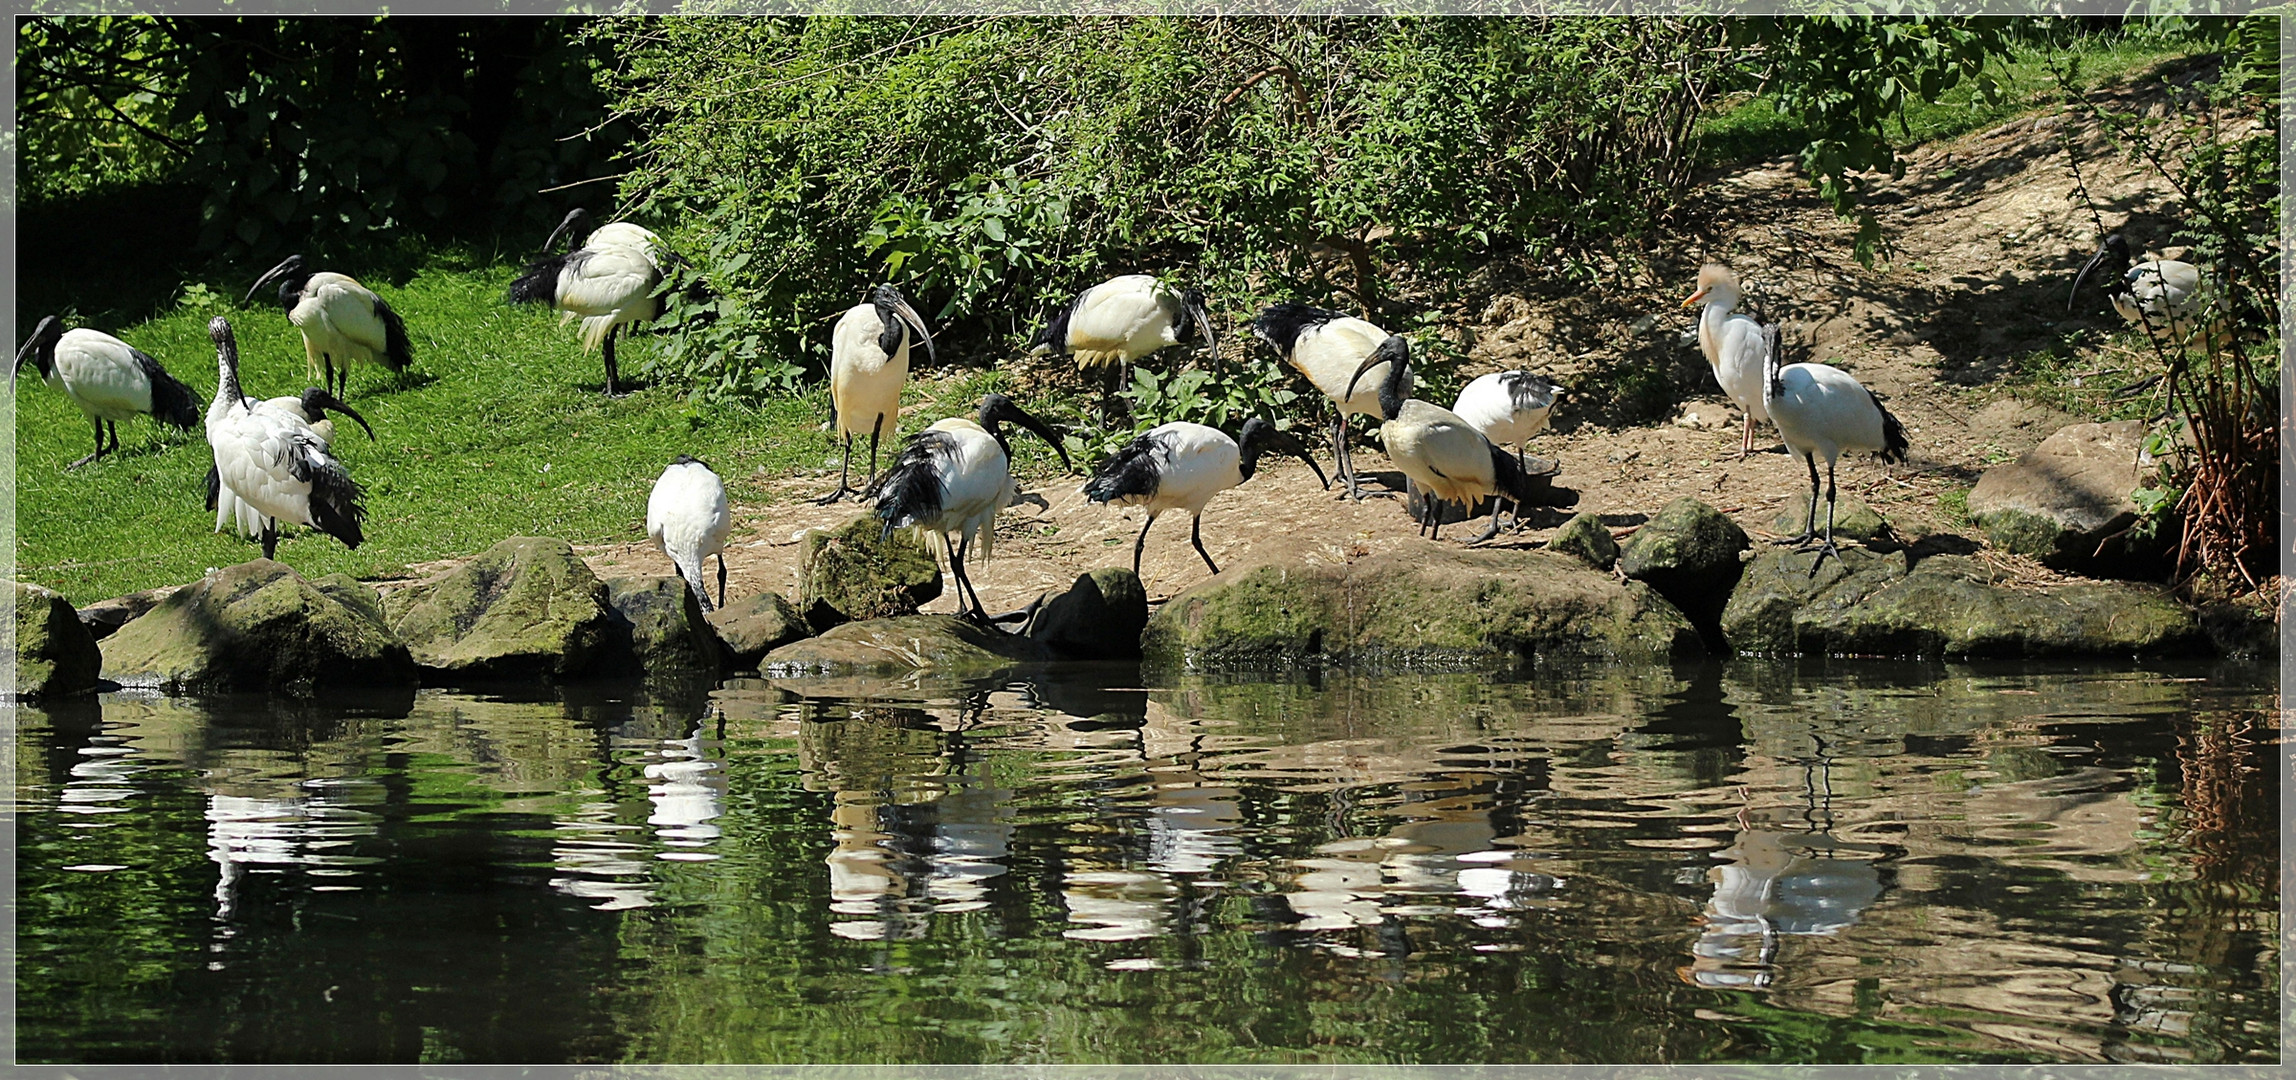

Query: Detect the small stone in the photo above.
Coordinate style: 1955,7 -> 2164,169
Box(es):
1028,568 -> 1148,660
15,582 -> 102,698
797,517 -> 944,631
77,586 -> 177,642
707,591 -> 811,670
1770,494 -> 1892,543
1548,512 -> 1619,570
604,576 -> 724,682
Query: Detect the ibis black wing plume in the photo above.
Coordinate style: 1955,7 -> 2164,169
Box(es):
132,347 -> 201,430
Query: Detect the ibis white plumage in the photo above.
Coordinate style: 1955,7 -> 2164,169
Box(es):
1344,341 -> 1547,544
819,284 -> 936,504
1031,274 -> 1217,419
202,316 -> 367,560
1083,418 -> 1328,580
204,387 -> 373,540
14,315 -> 200,468
2069,233 -> 2211,342
1683,264 -> 1774,458
508,208 -> 673,396
867,393 -> 1069,622
1450,370 -> 1565,535
244,255 -> 414,399
647,455 -> 732,613
1761,348 -> 1909,574
1251,303 -> 1413,500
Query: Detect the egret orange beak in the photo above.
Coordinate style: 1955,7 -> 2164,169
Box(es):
1681,288 -> 1709,308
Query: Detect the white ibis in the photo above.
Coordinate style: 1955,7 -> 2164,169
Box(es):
1451,370 -> 1565,534
507,209 -> 667,396
1250,303 -> 1412,500
244,255 -> 414,399
647,455 -> 732,613
867,393 -> 1069,622
819,284 -> 936,504
2069,233 -> 2211,342
204,387 -> 373,539
1082,417 -> 1329,580
1343,342 -> 1547,544
1683,264 -> 1774,458
1762,348 -> 1908,574
14,315 -> 200,468
203,317 -> 367,560
1030,274 -> 1217,418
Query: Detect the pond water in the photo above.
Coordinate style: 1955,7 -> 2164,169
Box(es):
11,660 -> 2280,1065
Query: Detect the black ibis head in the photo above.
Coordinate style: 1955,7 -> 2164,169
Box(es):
543,208 -> 594,255
1342,334 -> 1414,422
245,254 -> 311,310
2069,233 -> 2135,312
299,387 -> 375,441
977,392 -> 1070,473
871,283 -> 937,365
13,315 -> 62,384
1238,416 -> 1329,490
1181,286 -> 1218,355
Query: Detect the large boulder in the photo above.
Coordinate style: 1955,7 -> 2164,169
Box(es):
1721,547 -> 2207,658
706,591 -> 811,670
99,561 -> 415,696
1027,568 -> 1149,660
1547,511 -> 1619,570
603,576 -> 724,682
1141,548 -> 1702,670
761,615 -> 1049,676
797,517 -> 944,631
381,536 -> 619,681
15,582 -> 102,698
77,585 -> 178,642
1967,420 -> 2162,577
1618,497 -> 1750,639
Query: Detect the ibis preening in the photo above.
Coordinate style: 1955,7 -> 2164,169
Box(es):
1250,304 -> 1413,500
647,456 -> 731,613
1083,418 -> 1329,579
1683,264 -> 1774,458
1344,344 -> 1549,544
1451,370 -> 1564,534
204,388 -> 373,539
508,208 -> 672,396
1762,349 -> 1908,575
2069,233 -> 2211,342
867,393 -> 1070,623
1030,274 -> 1217,418
203,317 -> 367,560
820,284 -> 937,504
13,316 -> 200,468
244,255 -> 414,399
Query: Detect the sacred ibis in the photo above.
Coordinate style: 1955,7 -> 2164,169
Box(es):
867,393 -> 1070,623
647,455 -> 732,613
1761,349 -> 1908,574
203,317 -> 367,561
1250,303 -> 1413,500
244,255 -> 414,399
1683,264 -> 1775,458
14,315 -> 200,468
1083,418 -> 1329,580
819,284 -> 937,504
1451,370 -> 1564,534
1030,274 -> 1217,418
508,209 -> 669,396
2068,233 -> 2212,343
203,387 -> 372,540
1344,343 -> 1548,544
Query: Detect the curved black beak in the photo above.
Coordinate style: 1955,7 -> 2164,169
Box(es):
14,315 -> 58,388
2068,245 -> 2114,313
244,255 -> 302,306
543,208 -> 590,255
1275,429 -> 1329,490
981,393 -> 1070,473
301,387 -> 375,441
1342,336 -> 1411,419
1184,287 -> 1219,370
891,291 -> 937,366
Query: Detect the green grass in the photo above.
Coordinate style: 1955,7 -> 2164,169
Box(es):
9,243 -> 1070,605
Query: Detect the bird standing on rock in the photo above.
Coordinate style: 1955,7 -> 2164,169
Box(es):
245,255 -> 414,399
1083,417 -> 1329,581
1683,263 -> 1773,459
1761,346 -> 1908,575
203,316 -> 367,561
1344,340 -> 1547,545
868,393 -> 1069,624
14,315 -> 201,468
647,456 -> 732,613
820,283 -> 936,504
1251,303 -> 1413,501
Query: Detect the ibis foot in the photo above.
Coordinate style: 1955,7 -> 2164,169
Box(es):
814,486 -> 855,506
65,452 -> 102,470
1771,532 -> 1818,547
1802,539 -> 1843,578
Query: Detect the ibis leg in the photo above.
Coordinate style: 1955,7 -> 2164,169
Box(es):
816,433 -> 855,505
1189,515 -> 1219,576
866,413 -> 883,484
603,330 -> 621,396
716,552 -> 728,609
1132,512 -> 1158,577
1332,412 -> 1353,500
1468,501 -> 1504,545
68,416 -> 105,469
1740,414 -> 1757,459
1806,458 -> 1843,578
1774,452 -> 1822,546
261,521 -> 279,560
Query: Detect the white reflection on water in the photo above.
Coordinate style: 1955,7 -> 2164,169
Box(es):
207,782 -> 383,919
1682,828 -> 1884,990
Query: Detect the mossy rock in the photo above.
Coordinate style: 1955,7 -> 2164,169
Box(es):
381,536 -> 618,682
797,517 -> 944,631
1141,548 -> 1702,671
100,561 -> 414,697
1548,512 -> 1619,570
77,585 -> 178,642
761,615 -> 1049,676
1027,568 -> 1148,660
1721,548 -> 2207,658
707,591 -> 811,670
1618,497 -> 1750,642
1770,494 -> 1892,543
604,575 -> 724,682
15,582 -> 102,698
